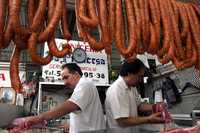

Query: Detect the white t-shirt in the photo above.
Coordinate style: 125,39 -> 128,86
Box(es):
105,76 -> 141,128
68,77 -> 106,133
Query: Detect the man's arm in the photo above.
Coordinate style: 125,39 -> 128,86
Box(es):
116,112 -> 164,127
11,100 -> 79,128
116,116 -> 150,127
39,100 -> 79,121
138,103 -> 153,112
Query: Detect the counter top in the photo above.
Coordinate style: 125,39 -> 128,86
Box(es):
79,124 -> 170,133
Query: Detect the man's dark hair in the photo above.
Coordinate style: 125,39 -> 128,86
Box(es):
119,59 -> 145,76
61,63 -> 83,76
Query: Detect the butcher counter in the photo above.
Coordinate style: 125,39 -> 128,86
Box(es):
79,124 -> 176,133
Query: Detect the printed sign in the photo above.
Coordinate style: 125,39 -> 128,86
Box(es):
42,39 -> 109,85
0,70 -> 26,88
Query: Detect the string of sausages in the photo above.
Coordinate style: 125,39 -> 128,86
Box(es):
0,0 -> 72,93
76,0 -> 200,69
0,0 -> 199,93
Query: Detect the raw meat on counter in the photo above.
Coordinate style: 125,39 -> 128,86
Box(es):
153,102 -> 173,131
10,117 -> 47,133
162,124 -> 200,133
153,103 -> 172,123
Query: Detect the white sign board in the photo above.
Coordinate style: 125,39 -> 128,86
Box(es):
0,70 -> 26,88
42,39 -> 109,85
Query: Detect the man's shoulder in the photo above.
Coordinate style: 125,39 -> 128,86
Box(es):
108,77 -> 126,90
77,78 -> 96,91
79,77 -> 94,85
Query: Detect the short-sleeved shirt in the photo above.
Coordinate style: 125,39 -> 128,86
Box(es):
68,77 -> 106,133
105,76 -> 141,128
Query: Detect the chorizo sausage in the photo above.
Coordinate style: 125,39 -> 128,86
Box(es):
132,0 -> 142,47
27,0 -> 36,26
115,0 -> 137,58
177,2 -> 189,39
38,0 -> 64,43
84,33 -> 104,51
147,0 -> 160,54
168,0 -> 185,60
0,0 -> 6,48
87,0 -> 99,26
47,38 -> 72,58
108,0 -> 116,42
47,0 -> 72,57
98,0 -> 112,54
61,1 -> 72,40
148,23 -> 157,55
137,0 -> 146,54
78,0 -> 98,28
191,2 -> 200,20
30,0 -> 48,32
185,4 -> 200,72
75,0 -> 86,39
179,45 -> 197,69
28,33 -> 53,65
157,0 -> 171,58
10,45 -> 23,93
185,32 -> 192,59
142,0 -> 150,50
10,0 -> 31,39
1,0 -> 14,49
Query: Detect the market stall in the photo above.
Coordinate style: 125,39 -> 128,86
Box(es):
0,0 -> 199,132
32,39 -> 110,126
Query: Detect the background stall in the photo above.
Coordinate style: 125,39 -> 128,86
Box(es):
34,39 -> 110,126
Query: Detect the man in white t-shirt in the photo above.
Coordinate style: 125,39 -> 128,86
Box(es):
11,63 -> 106,133
105,59 -> 164,128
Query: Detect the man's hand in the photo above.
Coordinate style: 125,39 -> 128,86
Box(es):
57,123 -> 70,133
147,112 -> 165,123
153,103 -> 172,123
